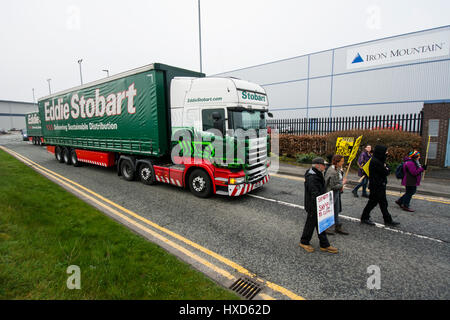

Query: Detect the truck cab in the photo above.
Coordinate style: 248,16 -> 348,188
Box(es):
170,77 -> 271,196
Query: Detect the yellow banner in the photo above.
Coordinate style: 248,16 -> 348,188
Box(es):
348,135 -> 363,163
335,137 -> 354,156
363,158 -> 371,177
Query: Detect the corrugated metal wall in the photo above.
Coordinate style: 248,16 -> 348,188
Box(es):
0,101 -> 37,130
214,26 -> 450,119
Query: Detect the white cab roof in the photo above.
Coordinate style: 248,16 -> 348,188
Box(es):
171,76 -> 269,110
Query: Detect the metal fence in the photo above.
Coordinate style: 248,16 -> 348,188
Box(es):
267,112 -> 423,136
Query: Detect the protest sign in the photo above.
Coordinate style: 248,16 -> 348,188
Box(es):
335,137 -> 354,156
348,135 -> 363,163
317,191 -> 335,234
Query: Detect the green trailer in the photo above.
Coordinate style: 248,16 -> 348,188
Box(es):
39,63 -> 203,156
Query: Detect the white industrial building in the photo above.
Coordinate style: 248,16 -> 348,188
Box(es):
0,100 -> 37,131
214,25 -> 450,119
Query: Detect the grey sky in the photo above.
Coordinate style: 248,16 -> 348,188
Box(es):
1,0 -> 449,102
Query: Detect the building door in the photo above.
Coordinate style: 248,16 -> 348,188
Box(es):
446,119 -> 450,167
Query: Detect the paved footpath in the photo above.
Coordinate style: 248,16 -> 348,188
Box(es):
272,158 -> 450,199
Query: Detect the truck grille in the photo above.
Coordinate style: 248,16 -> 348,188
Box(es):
245,136 -> 268,183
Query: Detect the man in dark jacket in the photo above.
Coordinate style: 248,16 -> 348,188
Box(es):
299,157 -> 338,253
360,145 -> 400,227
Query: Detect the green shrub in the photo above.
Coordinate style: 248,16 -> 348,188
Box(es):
277,129 -> 421,170
279,134 -> 327,157
296,152 -> 320,164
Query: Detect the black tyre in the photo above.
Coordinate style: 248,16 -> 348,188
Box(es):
71,149 -> 81,167
138,162 -> 156,185
188,169 -> 213,198
63,148 -> 72,165
32,137 -> 36,145
55,146 -> 64,163
120,159 -> 135,181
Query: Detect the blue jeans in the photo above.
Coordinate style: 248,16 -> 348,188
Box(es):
353,176 -> 368,195
398,186 -> 417,208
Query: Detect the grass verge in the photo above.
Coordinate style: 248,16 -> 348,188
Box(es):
0,149 -> 239,300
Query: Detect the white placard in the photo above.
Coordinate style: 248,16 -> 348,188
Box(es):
317,191 -> 335,234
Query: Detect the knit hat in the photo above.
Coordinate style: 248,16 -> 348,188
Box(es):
408,150 -> 420,158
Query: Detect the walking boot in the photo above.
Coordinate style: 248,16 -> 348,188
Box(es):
352,189 -> 358,198
361,219 -> 376,226
335,224 -> 349,235
395,199 -> 404,209
299,243 -> 315,253
385,220 -> 400,227
320,246 -> 338,254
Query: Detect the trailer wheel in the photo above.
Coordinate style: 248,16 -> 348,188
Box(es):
71,149 -> 81,167
55,146 -> 64,163
32,137 -> 36,145
120,159 -> 135,181
63,148 -> 72,165
138,162 -> 156,185
188,169 -> 213,198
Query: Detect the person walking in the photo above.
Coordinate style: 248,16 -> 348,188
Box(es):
395,150 -> 426,212
324,154 -> 349,235
360,145 -> 400,227
299,157 -> 338,254
352,145 -> 372,198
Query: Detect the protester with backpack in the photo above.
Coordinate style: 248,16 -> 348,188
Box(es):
360,145 -> 400,227
395,150 -> 427,212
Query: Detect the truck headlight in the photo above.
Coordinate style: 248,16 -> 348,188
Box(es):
229,177 -> 245,185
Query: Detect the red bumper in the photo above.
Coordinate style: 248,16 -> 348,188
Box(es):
228,174 -> 270,196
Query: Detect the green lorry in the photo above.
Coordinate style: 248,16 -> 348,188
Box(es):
25,111 -> 43,145
39,63 -> 271,197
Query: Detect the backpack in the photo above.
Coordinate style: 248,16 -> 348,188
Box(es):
395,162 -> 405,179
395,160 -> 412,179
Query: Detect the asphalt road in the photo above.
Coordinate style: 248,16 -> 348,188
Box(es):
1,133 -> 449,300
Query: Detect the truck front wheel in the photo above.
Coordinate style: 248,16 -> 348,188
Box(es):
138,162 -> 156,185
188,169 -> 213,198
120,159 -> 135,181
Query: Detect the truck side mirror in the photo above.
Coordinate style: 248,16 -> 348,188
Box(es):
267,112 -> 273,118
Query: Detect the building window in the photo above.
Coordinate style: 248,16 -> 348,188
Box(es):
427,142 -> 437,160
428,119 -> 439,137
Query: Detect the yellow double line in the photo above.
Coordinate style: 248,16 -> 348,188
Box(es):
0,146 -> 304,301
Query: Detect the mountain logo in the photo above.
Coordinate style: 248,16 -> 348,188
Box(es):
352,53 -> 364,64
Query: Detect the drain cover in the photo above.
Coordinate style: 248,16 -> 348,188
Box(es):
229,277 -> 263,300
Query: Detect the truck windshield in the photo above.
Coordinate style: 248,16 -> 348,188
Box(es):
228,109 -> 266,130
